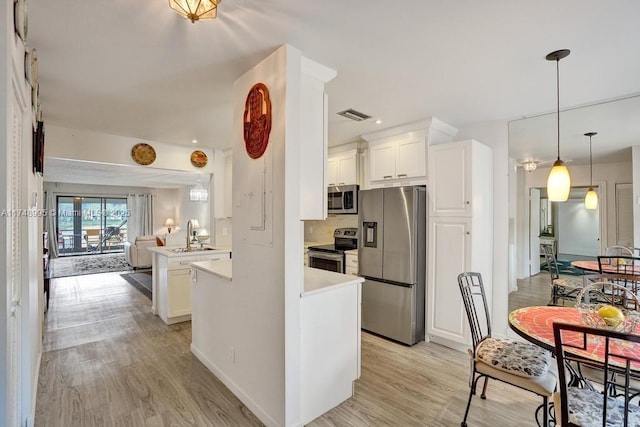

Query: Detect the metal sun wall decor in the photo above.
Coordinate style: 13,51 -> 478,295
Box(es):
243,83 -> 272,159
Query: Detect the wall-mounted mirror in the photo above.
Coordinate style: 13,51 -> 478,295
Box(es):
508,94 -> 640,310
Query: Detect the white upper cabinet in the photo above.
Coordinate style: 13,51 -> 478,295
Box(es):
328,150 -> 357,186
368,136 -> 426,182
428,140 -> 492,217
362,118 -> 458,187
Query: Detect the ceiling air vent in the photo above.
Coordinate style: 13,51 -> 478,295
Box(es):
337,108 -> 371,122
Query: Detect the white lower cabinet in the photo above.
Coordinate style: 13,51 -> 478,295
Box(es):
345,251 -> 358,276
427,217 -> 471,344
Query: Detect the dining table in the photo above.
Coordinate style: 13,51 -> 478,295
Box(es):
509,306 -> 640,372
572,259 -> 640,275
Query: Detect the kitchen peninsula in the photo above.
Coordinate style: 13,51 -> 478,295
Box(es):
148,246 -> 231,325
190,261 -> 363,424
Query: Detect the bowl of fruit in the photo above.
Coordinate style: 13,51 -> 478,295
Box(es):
576,282 -> 640,333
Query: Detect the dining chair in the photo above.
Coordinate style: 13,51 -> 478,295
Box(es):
552,321 -> 640,427
605,245 -> 635,257
541,243 -> 583,306
597,256 -> 640,277
458,272 -> 557,427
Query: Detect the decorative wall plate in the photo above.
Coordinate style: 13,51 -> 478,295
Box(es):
14,0 -> 27,42
25,48 -> 37,88
131,143 -> 156,165
243,82 -> 272,159
190,150 -> 208,168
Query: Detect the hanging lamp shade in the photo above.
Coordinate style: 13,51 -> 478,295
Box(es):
584,132 -> 598,209
169,0 -> 221,23
547,160 -> 571,201
545,49 -> 571,202
585,188 -> 598,209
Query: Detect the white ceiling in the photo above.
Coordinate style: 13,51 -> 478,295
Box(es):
28,0 -> 640,177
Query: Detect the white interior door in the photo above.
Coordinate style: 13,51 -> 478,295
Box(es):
529,188 -> 541,276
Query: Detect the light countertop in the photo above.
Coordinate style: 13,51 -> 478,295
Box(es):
304,241 -> 332,249
344,249 -> 358,256
188,258 -> 362,296
148,245 -> 231,258
191,259 -> 232,280
303,267 -> 363,297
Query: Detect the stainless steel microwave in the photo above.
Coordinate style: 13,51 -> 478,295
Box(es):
328,185 -> 359,214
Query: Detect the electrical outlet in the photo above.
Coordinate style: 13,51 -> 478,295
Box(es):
228,346 -> 236,364
222,227 -> 229,236
309,226 -> 314,234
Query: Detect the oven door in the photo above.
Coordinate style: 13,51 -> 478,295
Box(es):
308,251 -> 344,273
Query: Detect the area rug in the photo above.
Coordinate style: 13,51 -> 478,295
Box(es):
51,253 -> 133,278
540,259 -> 584,277
120,271 -> 152,299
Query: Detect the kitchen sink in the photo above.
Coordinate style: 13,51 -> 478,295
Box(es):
170,247 -> 216,253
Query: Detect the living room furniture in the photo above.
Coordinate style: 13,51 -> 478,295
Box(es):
124,235 -> 157,268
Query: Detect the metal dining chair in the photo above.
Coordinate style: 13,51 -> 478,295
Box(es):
553,321 -> 640,427
541,243 -> 583,306
604,245 -> 634,257
458,272 -> 558,427
597,255 -> 640,277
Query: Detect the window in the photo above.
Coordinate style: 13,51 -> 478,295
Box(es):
56,196 -> 128,256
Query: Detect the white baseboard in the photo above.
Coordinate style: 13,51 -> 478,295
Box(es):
190,344 -> 280,427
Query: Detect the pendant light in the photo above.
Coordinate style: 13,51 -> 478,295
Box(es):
545,49 -> 571,202
584,132 -> 598,209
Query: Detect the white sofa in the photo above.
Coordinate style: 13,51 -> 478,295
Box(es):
124,235 -> 157,268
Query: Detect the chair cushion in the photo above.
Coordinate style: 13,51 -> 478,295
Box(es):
565,387 -> 640,426
553,278 -> 583,289
476,337 -> 551,378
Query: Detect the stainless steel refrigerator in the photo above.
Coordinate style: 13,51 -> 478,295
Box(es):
358,186 -> 426,345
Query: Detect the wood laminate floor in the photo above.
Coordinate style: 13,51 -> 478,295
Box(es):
37,272 -> 544,426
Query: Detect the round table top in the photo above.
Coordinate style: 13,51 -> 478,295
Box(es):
572,260 -> 640,275
509,306 -> 640,370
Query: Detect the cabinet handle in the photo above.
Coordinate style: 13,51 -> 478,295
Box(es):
329,183 -> 336,186
383,175 -> 393,179
338,182 -> 345,185
466,201 -> 470,205
397,173 -> 407,177
466,231 -> 470,235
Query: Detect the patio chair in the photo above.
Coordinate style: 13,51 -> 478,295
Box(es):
553,321 -> 640,427
458,272 -> 557,427
541,243 -> 583,306
84,229 -> 101,252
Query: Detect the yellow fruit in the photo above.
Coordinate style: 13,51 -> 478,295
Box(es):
597,305 -> 625,327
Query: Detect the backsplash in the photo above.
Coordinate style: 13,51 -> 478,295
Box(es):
304,214 -> 358,243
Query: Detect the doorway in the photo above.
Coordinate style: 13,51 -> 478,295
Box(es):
529,186 -> 600,276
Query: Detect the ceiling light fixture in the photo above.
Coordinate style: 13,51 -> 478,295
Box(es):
169,0 -> 221,23
584,132 -> 598,210
521,161 -> 538,172
192,139 -> 198,144
545,49 -> 571,202
189,179 -> 208,201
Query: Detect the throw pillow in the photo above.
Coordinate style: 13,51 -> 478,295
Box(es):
156,236 -> 165,246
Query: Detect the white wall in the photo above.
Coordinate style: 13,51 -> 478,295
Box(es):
634,145 -> 640,248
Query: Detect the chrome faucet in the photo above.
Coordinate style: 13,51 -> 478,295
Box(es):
186,220 -> 193,251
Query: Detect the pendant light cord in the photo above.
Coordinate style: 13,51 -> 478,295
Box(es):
556,58 -> 560,162
589,135 -> 593,187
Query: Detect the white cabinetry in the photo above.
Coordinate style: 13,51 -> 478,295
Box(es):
299,58 -> 337,220
369,135 -> 426,182
427,140 -> 493,346
224,151 -> 233,218
327,150 -> 357,186
154,250 -> 231,325
362,118 -> 458,188
345,250 -> 358,277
